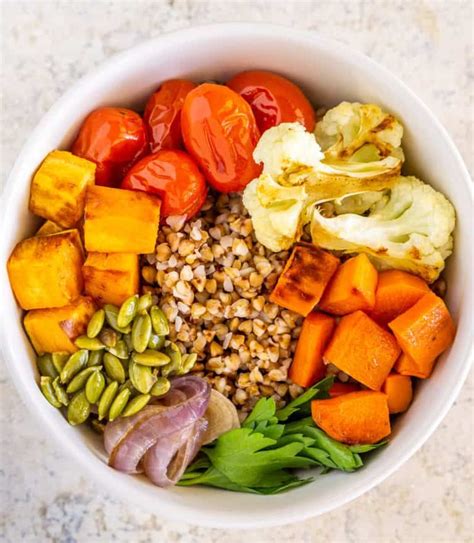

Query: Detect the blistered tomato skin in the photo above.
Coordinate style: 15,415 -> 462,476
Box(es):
227,70 -> 316,133
121,149 -> 207,219
181,83 -> 262,193
72,107 -> 148,187
144,79 -> 197,153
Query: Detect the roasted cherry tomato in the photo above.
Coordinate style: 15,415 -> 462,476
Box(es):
72,107 -> 148,187
227,70 -> 316,133
181,83 -> 261,193
328,382 -> 360,398
144,79 -> 196,153
121,149 -> 207,219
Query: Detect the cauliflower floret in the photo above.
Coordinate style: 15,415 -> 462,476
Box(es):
243,178 -> 306,251
314,102 -> 404,179
311,176 -> 455,282
253,122 -> 324,181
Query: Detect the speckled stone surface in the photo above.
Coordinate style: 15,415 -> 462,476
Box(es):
1,1 -> 473,542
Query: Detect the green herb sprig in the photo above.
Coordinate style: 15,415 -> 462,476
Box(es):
179,376 -> 387,494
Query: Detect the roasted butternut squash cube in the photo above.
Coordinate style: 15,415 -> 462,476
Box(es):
7,229 -> 84,310
84,186 -> 161,254
270,243 -> 340,316
36,220 -> 63,236
29,150 -> 96,228
83,252 -> 139,306
24,296 -> 97,354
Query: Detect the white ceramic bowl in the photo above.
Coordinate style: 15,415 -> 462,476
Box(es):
0,23 -> 472,529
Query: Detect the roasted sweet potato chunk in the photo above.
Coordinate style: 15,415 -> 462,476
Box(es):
84,185 -> 161,253
270,243 -> 339,316
83,252 -> 139,306
36,220 -> 64,236
312,391 -> 391,444
7,230 -> 84,310
29,150 -> 96,228
24,296 -> 96,354
323,311 -> 400,391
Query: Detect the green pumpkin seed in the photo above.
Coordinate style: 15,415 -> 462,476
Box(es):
137,293 -> 153,313
122,394 -> 151,417
104,304 -> 131,334
85,370 -> 106,403
179,353 -> 198,375
106,340 -> 129,360
150,377 -> 171,397
74,335 -> 105,351
118,379 -> 135,395
51,352 -> 69,374
131,313 -> 152,353
108,388 -> 131,421
129,361 -> 156,394
87,350 -> 103,367
123,332 -> 133,352
37,354 -> 58,379
90,418 -> 105,434
60,350 -> 88,384
98,381 -> 119,420
52,377 -> 69,406
99,328 -> 119,348
117,295 -> 139,328
67,390 -> 91,425
87,309 -> 105,338
103,353 -> 126,383
161,343 -> 182,377
148,334 -> 165,350
66,366 -> 100,394
132,350 -> 170,367
39,376 -> 61,408
150,306 -> 170,335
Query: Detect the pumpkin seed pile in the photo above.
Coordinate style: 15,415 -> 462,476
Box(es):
36,294 -> 198,426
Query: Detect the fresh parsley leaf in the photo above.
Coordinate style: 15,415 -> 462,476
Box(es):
299,424 -> 359,471
177,466 -> 259,493
242,397 -> 276,428
205,427 -> 315,488
301,447 -> 338,469
284,416 -> 359,471
349,441 -> 388,454
259,424 -> 285,440
283,417 -> 315,435
353,453 -> 363,468
274,433 -> 315,448
275,375 -> 334,421
255,477 -> 314,494
178,466 -> 314,495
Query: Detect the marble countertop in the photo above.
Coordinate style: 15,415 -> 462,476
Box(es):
1,1 -> 472,542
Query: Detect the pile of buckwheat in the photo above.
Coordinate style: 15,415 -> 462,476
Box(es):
141,192 -> 304,420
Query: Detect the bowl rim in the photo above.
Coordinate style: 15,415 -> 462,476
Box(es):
0,22 -> 473,529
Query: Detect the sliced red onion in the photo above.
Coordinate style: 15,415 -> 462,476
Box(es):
104,405 -> 165,456
143,418 -> 208,487
104,376 -> 210,475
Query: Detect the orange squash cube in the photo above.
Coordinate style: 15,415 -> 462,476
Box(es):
270,243 -> 339,316
36,220 -> 64,236
323,311 -> 400,391
84,186 -> 161,254
389,292 -> 455,378
83,252 -> 139,306
7,229 -> 84,310
311,391 -> 391,444
319,253 -> 378,315
382,373 -> 413,414
24,296 -> 96,354
289,312 -> 336,387
369,270 -> 429,324
29,150 -> 96,228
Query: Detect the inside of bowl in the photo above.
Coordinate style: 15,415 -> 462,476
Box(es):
1,25 -> 471,527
